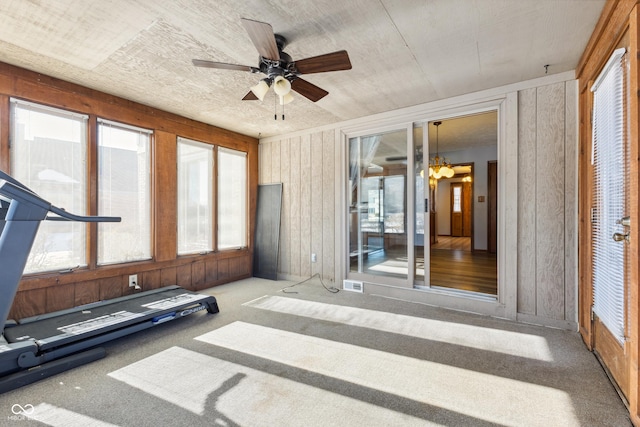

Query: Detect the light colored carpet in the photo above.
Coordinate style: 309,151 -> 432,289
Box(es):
0,277 -> 631,426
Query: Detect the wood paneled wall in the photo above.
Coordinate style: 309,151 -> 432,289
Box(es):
260,78 -> 579,330
517,80 -> 578,327
258,130 -> 335,281
0,62 -> 258,319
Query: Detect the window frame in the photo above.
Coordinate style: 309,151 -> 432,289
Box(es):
9,98 -> 89,274
96,118 -> 153,266
217,146 -> 248,250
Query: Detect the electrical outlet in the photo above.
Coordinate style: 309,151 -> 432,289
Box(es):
311,253 -> 317,263
129,274 -> 138,288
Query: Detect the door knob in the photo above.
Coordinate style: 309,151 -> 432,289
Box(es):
616,216 -> 631,227
613,232 -> 630,243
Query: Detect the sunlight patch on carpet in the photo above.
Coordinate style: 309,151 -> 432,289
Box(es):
196,321 -> 575,427
17,403 -> 119,427
244,295 -> 553,361
108,346 -> 430,426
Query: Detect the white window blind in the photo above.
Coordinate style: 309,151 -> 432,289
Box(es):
97,119 -> 152,265
177,137 -> 213,255
590,47 -> 627,344
10,98 -> 88,273
217,147 -> 247,249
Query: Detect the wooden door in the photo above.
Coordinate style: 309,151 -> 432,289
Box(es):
462,181 -> 472,237
450,183 -> 463,236
589,47 -> 632,401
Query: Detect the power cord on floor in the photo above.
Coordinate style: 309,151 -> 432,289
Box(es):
280,273 -> 340,294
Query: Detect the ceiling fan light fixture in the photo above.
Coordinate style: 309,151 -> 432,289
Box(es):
250,79 -> 271,101
279,92 -> 294,105
273,75 -> 292,96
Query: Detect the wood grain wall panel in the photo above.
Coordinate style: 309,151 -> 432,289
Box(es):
517,88 -> 538,315
206,259 -> 218,283
10,289 -> 46,320
243,254 -> 252,276
322,130 -> 335,281
290,136 -> 301,277
311,131 -> 324,276
177,263 -> 192,290
248,141 -> 259,261
161,266 -> 177,287
271,140 -> 281,184
564,80 -> 579,323
258,143 -> 267,184
0,95 -> 8,171
535,82 -> 566,321
300,134 -> 312,278
99,276 -> 123,300
218,258 -> 229,281
192,261 -> 205,288
75,280 -> 100,306
229,256 -> 245,276
46,283 -> 75,312
154,130 -> 178,262
143,269 -> 161,290
280,139 -> 291,276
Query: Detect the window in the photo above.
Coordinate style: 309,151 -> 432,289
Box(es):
97,119 -> 152,265
591,48 -> 627,344
177,137 -> 213,255
452,185 -> 462,213
10,99 -> 88,274
217,147 -> 247,249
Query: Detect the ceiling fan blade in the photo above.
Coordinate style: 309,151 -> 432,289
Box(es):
290,78 -> 329,102
242,91 -> 258,100
294,50 -> 352,74
192,59 -> 255,72
240,18 -> 280,61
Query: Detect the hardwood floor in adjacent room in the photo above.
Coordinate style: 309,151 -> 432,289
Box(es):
429,249 -> 497,295
431,236 -> 471,251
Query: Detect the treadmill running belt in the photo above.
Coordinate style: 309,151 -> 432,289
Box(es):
4,287 -> 215,350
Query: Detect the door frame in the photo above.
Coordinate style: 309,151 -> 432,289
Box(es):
338,95 -> 518,321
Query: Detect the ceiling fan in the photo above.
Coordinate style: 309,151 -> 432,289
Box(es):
192,18 -> 352,105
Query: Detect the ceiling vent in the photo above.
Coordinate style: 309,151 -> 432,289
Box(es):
343,280 -> 363,293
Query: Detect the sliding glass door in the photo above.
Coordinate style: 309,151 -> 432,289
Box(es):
348,128 -> 412,282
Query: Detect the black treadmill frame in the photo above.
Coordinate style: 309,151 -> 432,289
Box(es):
0,170 -> 219,393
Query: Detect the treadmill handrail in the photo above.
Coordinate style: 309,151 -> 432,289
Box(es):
48,205 -> 120,223
0,179 -> 120,223
0,169 -> 30,192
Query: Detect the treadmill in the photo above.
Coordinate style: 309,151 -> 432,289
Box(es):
0,170 -> 219,393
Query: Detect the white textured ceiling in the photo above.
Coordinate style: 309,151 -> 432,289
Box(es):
0,0 -> 604,139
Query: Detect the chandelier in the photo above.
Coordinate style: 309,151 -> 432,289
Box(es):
429,121 -> 454,179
